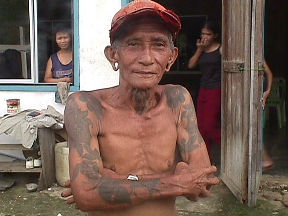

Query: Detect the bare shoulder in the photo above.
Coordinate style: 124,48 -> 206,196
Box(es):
64,90 -> 105,121
162,84 -> 192,109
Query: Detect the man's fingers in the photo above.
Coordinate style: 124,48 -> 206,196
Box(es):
61,182 -> 75,205
205,165 -> 217,174
61,188 -> 72,198
205,175 -> 220,185
189,165 -> 217,175
174,162 -> 189,174
186,195 -> 198,202
64,180 -> 71,187
176,162 -> 189,169
200,176 -> 220,187
66,197 -> 75,205
199,188 -> 211,197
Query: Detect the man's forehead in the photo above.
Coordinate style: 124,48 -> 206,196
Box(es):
123,31 -> 170,42
117,17 -> 172,41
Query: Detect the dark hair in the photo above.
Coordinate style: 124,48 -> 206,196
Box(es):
53,24 -> 72,37
202,20 -> 221,35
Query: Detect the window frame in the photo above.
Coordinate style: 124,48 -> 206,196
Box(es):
0,0 -> 80,92
121,0 -> 132,7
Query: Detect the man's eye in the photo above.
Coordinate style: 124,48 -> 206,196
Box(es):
128,42 -> 138,46
154,42 -> 165,47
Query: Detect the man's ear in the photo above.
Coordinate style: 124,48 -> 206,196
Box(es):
104,45 -> 119,71
165,47 -> 178,72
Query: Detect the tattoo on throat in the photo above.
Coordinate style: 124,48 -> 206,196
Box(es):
131,88 -> 151,114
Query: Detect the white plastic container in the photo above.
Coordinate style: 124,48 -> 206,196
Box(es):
55,142 -> 70,187
26,157 -> 34,169
33,158 -> 42,167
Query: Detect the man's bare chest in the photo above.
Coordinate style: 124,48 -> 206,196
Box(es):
99,108 -> 177,140
96,108 -> 179,173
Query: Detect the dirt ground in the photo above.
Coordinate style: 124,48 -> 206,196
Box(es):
0,173 -> 287,216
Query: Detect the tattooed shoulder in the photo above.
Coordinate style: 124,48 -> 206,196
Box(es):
164,85 -> 189,109
66,91 -> 103,120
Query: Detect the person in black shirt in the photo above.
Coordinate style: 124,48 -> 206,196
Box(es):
188,21 -> 221,158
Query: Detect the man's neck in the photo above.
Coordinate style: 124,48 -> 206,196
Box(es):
131,88 -> 152,114
117,86 -> 159,115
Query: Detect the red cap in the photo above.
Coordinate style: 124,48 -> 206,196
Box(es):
110,0 -> 181,43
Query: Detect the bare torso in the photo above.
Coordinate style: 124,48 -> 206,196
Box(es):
88,85 -> 180,216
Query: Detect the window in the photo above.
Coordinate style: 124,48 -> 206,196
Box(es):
0,0 -> 79,90
0,0 -> 32,82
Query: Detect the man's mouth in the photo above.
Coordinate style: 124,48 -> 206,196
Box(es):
134,71 -> 156,78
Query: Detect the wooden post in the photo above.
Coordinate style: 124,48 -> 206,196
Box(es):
37,128 -> 56,190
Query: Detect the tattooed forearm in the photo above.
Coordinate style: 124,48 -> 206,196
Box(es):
98,178 -> 161,205
99,178 -> 132,204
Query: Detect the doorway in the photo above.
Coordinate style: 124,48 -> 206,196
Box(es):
156,0 -> 288,204
263,0 -> 288,176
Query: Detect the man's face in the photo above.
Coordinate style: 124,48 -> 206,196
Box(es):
114,19 -> 178,90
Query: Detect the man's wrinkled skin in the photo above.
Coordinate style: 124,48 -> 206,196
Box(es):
62,18 -> 219,216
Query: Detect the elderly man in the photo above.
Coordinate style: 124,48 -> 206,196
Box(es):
63,0 -> 219,215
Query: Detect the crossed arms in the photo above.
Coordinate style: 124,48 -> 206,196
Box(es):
63,86 -> 219,211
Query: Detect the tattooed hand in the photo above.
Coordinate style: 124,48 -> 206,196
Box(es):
174,162 -> 219,201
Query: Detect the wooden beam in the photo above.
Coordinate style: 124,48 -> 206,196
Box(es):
37,128 -> 56,190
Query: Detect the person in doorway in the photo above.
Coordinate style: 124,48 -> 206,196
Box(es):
44,26 -> 73,83
187,21 -> 221,157
61,1 -> 219,215
262,61 -> 274,171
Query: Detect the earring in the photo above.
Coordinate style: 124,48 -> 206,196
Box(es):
165,63 -> 170,70
112,62 -> 119,71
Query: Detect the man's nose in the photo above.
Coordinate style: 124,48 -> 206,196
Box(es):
139,46 -> 154,65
